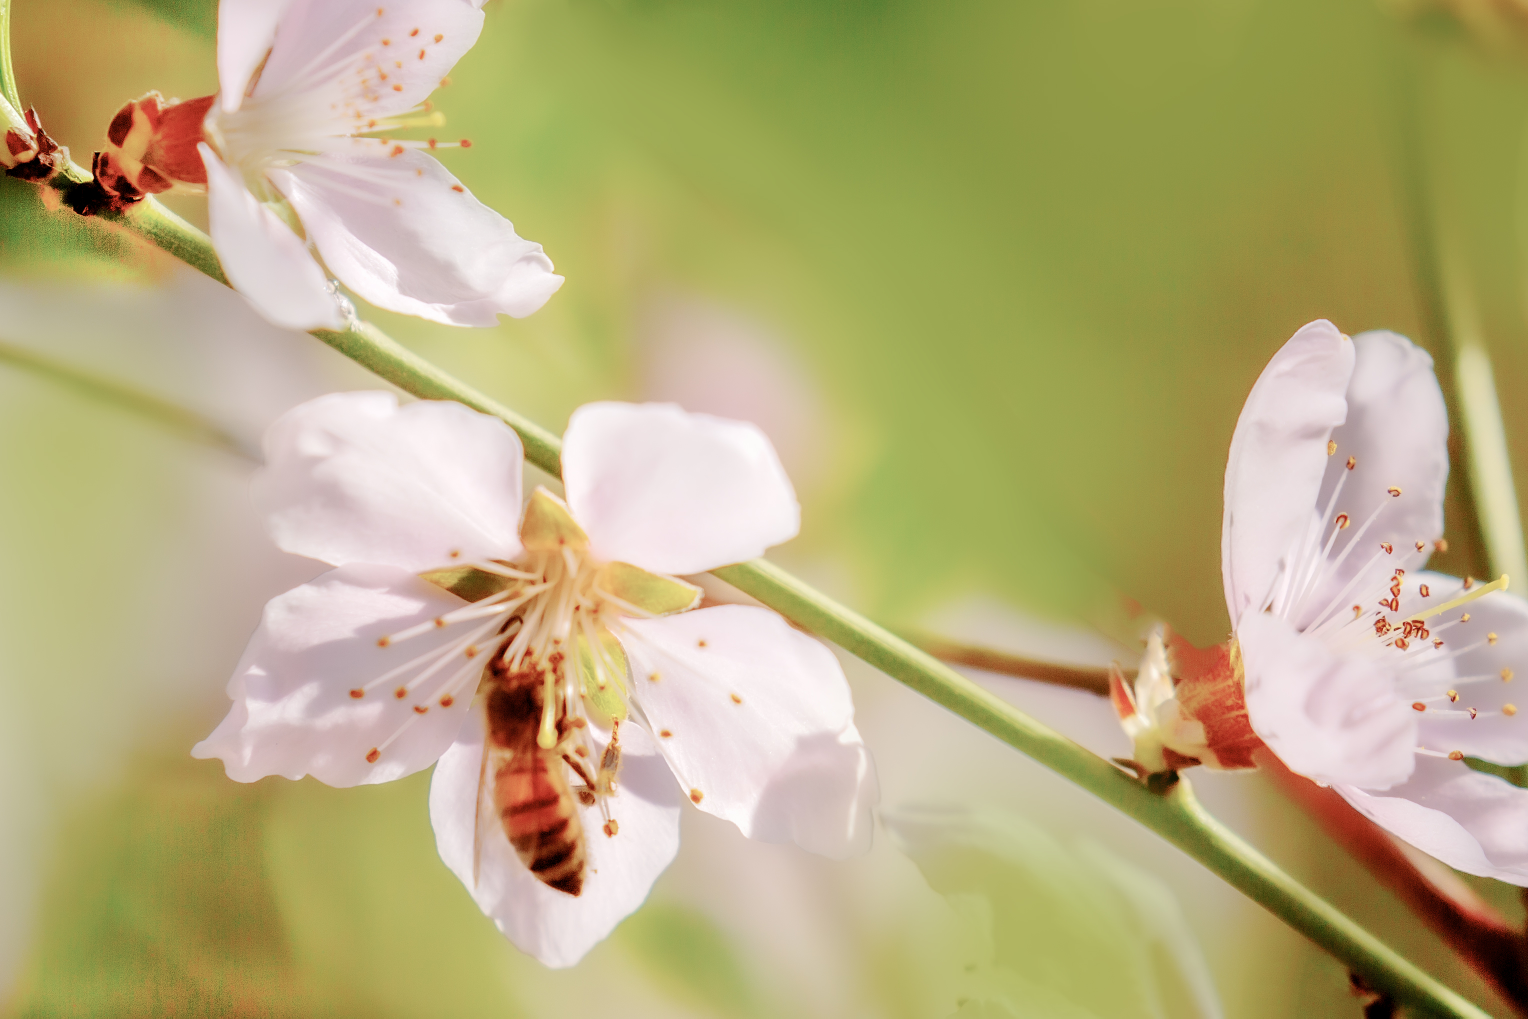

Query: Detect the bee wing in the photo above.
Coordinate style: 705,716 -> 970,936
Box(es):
473,736 -> 510,886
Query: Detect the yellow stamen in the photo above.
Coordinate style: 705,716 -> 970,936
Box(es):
1402,575 -> 1509,625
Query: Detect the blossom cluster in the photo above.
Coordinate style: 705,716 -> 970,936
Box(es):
34,0 -> 1528,976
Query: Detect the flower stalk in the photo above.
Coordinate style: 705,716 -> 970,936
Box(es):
0,0 -> 20,113
39,192 -> 1488,1018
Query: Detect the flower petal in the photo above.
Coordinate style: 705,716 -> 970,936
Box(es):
620,605 -> 877,857
270,151 -> 562,327
1337,757 -> 1528,885
1222,320 -> 1353,626
1239,610 -> 1416,789
429,708 -> 682,968
192,563 -> 477,786
563,403 -> 800,575
248,0 -> 484,120
1294,331 -> 1448,626
201,144 -> 344,330
215,0 -> 297,113
256,391 -> 524,571
1409,578 -> 1528,766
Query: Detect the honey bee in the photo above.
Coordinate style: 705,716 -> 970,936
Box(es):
477,646 -> 622,897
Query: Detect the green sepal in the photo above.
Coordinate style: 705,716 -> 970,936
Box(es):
596,561 -> 702,616
520,486 -> 589,553
418,565 -> 518,603
578,625 -> 628,722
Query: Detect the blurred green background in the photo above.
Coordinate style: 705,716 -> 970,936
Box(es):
5,0 -> 1528,1014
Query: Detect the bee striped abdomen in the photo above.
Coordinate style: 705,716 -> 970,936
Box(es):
496,753 -> 586,896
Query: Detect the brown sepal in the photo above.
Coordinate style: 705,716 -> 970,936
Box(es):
1166,628 -> 1263,770
1107,662 -> 1137,722
5,107 -> 63,182
145,94 -> 214,185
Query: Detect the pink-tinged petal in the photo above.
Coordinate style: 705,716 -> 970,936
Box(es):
256,391 -> 524,570
270,151 -> 562,327
620,606 -> 877,858
563,403 -> 800,575
1222,320 -> 1353,626
1293,331 -> 1449,627
1337,757 -> 1528,885
429,709 -> 681,968
192,563 -> 476,786
215,0 -> 297,113
1411,580 -> 1528,766
1239,611 -> 1416,789
250,0 -> 484,120
202,145 -> 344,330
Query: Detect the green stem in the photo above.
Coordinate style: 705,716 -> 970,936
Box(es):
0,0 -> 19,113
54,172 -> 1487,1019
0,337 -> 257,460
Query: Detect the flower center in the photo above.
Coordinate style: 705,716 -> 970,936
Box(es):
204,10 -> 469,199
355,488 -> 699,765
1256,443 -> 1518,761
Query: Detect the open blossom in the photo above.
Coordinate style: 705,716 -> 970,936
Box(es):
193,392 -> 877,965
1206,320 -> 1528,882
96,0 -> 561,330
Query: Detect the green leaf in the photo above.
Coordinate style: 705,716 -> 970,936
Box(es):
614,902 -> 760,1019
886,806 -> 1222,1019
10,756 -> 317,1017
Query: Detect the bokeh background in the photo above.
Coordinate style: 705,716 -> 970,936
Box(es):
4,0 -> 1528,1014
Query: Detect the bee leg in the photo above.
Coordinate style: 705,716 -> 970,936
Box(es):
596,726 -> 622,798
562,750 -> 597,790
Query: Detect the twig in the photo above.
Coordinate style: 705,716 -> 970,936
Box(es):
898,628 -> 1120,696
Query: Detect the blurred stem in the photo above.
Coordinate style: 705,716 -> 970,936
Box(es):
0,338 -> 256,460
0,0 -> 18,112
1444,264 -> 1528,585
1386,28 -> 1521,585
39,159 -> 1490,1019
